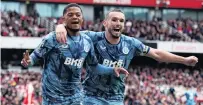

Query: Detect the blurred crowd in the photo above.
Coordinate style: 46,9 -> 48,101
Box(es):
1,71 -> 42,105
1,11 -> 50,37
1,66 -> 203,105
124,66 -> 203,105
124,18 -> 203,42
1,11 -> 203,42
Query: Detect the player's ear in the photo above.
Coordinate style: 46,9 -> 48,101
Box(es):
81,16 -> 84,24
102,20 -> 107,27
61,16 -> 65,21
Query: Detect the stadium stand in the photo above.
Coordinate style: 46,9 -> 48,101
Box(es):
1,66 -> 203,105
1,11 -> 203,42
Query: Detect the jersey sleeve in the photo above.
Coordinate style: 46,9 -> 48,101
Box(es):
132,38 -> 150,56
85,38 -> 114,75
80,31 -> 103,43
30,32 -> 56,65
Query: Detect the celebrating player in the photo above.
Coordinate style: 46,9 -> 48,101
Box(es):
55,8 -> 198,105
21,4 -> 129,105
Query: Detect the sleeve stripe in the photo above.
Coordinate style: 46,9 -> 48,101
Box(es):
33,51 -> 42,59
146,46 -> 150,54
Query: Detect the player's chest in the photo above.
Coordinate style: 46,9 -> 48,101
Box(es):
55,42 -> 90,58
95,42 -> 134,67
95,41 -> 133,59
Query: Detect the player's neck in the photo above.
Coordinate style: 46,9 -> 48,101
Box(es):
105,31 -> 120,45
67,29 -> 80,36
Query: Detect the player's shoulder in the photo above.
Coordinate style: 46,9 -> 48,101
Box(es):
81,30 -> 104,36
80,31 -> 92,42
121,34 -> 141,44
41,31 -> 57,43
43,31 -> 56,40
81,30 -> 104,41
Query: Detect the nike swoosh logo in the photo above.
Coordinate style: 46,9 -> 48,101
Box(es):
59,45 -> 69,48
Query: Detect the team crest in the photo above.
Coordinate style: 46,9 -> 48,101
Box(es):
122,47 -> 129,54
84,45 -> 89,52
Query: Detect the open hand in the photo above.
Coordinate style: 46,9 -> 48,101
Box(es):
114,67 -> 129,77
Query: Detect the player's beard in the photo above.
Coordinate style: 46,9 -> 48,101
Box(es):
108,28 -> 121,39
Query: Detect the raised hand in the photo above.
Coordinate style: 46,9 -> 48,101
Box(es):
21,50 -> 31,67
56,24 -> 67,44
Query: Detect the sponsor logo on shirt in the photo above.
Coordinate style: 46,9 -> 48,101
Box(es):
103,59 -> 123,68
64,57 -> 84,68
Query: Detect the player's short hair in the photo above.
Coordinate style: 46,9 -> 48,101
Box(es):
105,9 -> 124,19
63,3 -> 82,16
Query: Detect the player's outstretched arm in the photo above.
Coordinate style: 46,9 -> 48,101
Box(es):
146,47 -> 198,66
21,49 -> 42,68
56,24 -> 99,44
21,49 -> 43,68
92,64 -> 129,77
21,33 -> 55,68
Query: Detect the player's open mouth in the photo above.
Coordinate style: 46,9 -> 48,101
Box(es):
113,29 -> 120,33
71,21 -> 79,24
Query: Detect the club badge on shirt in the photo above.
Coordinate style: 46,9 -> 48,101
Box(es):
122,47 -> 129,54
84,45 -> 90,52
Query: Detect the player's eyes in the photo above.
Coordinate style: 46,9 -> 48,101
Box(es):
67,13 -> 81,17
67,13 -> 73,17
112,18 -> 124,23
112,19 -> 117,22
120,20 -> 124,23
76,14 -> 81,17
